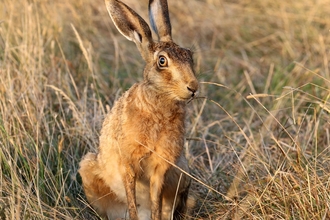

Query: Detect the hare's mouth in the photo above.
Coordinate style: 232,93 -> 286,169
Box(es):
187,87 -> 197,99
177,91 -> 197,102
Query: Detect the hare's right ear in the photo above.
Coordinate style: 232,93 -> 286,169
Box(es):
105,0 -> 153,61
149,0 -> 172,42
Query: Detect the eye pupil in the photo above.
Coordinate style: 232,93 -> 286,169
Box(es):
158,56 -> 167,67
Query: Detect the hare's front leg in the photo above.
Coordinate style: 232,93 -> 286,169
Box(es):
122,163 -> 139,220
150,164 -> 170,220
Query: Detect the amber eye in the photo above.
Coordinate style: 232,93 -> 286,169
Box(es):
158,55 -> 168,68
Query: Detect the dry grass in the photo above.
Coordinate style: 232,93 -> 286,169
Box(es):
1,0 -> 330,219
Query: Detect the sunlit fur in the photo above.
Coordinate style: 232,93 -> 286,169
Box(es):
79,0 -> 198,219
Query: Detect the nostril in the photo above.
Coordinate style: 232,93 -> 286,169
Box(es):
187,87 -> 196,97
187,87 -> 195,93
188,80 -> 199,93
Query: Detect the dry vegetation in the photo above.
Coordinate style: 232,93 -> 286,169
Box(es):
1,0 -> 330,219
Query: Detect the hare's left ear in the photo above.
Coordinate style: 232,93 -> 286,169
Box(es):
149,0 -> 172,42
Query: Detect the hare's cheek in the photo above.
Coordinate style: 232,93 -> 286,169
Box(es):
161,70 -> 172,82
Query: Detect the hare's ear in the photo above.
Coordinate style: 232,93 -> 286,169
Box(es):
105,0 -> 153,61
149,0 -> 172,42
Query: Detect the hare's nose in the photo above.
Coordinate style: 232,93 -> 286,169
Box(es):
187,87 -> 196,97
187,80 -> 198,97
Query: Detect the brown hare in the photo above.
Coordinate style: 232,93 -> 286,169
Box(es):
79,0 -> 198,219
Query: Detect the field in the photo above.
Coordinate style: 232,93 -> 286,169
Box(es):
1,0 -> 330,219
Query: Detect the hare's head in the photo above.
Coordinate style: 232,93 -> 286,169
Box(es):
105,0 -> 198,101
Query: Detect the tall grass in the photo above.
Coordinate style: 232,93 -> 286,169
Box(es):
0,0 -> 329,219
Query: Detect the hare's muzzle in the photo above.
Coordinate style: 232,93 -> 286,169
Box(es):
187,87 -> 196,97
187,80 -> 198,98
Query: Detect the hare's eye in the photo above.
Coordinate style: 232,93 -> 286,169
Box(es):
158,56 -> 168,68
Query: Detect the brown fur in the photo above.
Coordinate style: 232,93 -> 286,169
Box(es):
79,0 -> 198,219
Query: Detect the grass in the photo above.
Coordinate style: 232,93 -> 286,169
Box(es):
1,0 -> 330,219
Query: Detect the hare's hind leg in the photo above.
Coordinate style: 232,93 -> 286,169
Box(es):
79,153 -> 127,219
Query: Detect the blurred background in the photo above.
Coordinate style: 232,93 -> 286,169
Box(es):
0,0 -> 330,219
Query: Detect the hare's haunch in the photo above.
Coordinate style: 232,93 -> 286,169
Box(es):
79,0 -> 198,219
